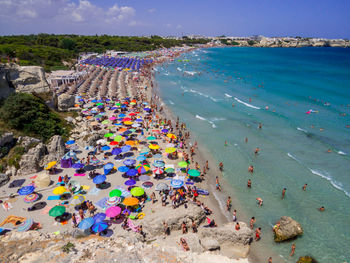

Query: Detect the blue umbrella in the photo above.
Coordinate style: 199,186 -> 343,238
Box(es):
111,148 -> 122,155
153,160 -> 165,168
66,140 -> 75,145
92,222 -> 108,233
119,114 -> 126,117
153,154 -> 163,159
72,163 -> 84,169
18,186 -> 35,196
93,174 -> 107,184
93,213 -> 106,223
121,145 -> 131,152
136,156 -> 146,161
125,179 -> 136,186
104,163 -> 114,175
101,146 -> 111,151
123,159 -> 136,166
170,179 -> 184,188
79,217 -> 95,230
161,129 -> 169,133
17,218 -> 34,232
118,166 -> 129,172
126,169 -> 138,176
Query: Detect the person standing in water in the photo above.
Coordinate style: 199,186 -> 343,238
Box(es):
226,196 -> 232,211
303,184 -> 307,191
245,137 -> 248,143
225,140 -> 228,146
250,217 -> 256,229
290,243 -> 296,256
232,210 -> 237,222
247,179 -> 252,188
248,165 -> 254,173
268,257 -> 272,263
282,188 -> 286,199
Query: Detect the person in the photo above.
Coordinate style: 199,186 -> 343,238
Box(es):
256,197 -> 263,207
302,184 -> 307,191
232,210 -> 237,222
247,179 -> 252,188
191,219 -> 198,233
245,137 -> 248,143
225,140 -> 228,146
63,175 -> 69,185
319,206 -> 325,212
327,149 -> 332,153
162,193 -> 167,206
282,188 -> 286,199
255,227 -> 261,241
290,243 -> 296,256
78,208 -> 84,220
181,221 -> 188,234
268,257 -> 272,263
72,213 -> 78,228
250,217 -> 256,229
254,147 -> 260,155
205,160 -> 209,170
248,165 -> 254,173
226,196 -> 232,211
215,177 -> 222,191
219,162 -> 224,172
235,222 -> 240,231
178,237 -> 190,251
258,123 -> 262,129
150,192 -> 156,203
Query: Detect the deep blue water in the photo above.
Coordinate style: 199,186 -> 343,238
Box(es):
156,47 -> 350,262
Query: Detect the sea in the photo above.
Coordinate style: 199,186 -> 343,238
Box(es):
155,47 -> 350,263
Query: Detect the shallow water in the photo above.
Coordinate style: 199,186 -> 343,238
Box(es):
156,47 -> 350,262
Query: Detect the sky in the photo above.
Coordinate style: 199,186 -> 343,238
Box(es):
0,0 -> 349,38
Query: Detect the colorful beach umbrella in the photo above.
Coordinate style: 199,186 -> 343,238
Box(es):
45,161 -> 57,170
109,189 -> 122,197
18,186 -> 35,196
123,197 -> 139,206
135,164 -> 150,174
111,148 -> 122,155
123,159 -> 136,166
121,145 -> 131,152
23,193 -> 39,203
110,141 -> 118,146
49,206 -> 66,217
104,133 -> 114,138
153,160 -> 165,167
70,195 -> 85,206
130,187 -> 144,197
106,197 -> 120,206
17,218 -> 34,232
92,222 -> 108,233
52,186 -> 67,195
139,175 -> 151,182
167,133 -> 177,139
93,213 -> 106,223
153,168 -> 164,175
101,146 -> 111,151
170,179 -> 184,188
165,168 -> 175,173
147,136 -> 156,140
78,217 -> 95,230
118,166 -> 129,172
126,169 -> 138,177
125,179 -> 136,186
149,144 -> 160,150
114,135 -> 123,142
65,140 -> 75,145
155,182 -> 169,191
105,206 -> 121,217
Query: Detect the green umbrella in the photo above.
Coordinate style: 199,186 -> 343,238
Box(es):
188,169 -> 201,177
130,187 -> 145,197
109,189 -> 122,197
129,129 -> 136,132
147,136 -> 156,140
115,103 -> 121,106
49,206 -> 66,217
165,168 -> 175,173
178,161 -> 189,168
102,120 -> 109,125
96,103 -> 104,106
114,135 -> 123,142
104,133 -> 114,138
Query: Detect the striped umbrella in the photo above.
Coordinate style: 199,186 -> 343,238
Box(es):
92,222 -> 108,233
18,186 -> 35,196
17,218 -> 34,232
135,164 -> 150,174
23,193 -> 39,203
153,168 -> 164,175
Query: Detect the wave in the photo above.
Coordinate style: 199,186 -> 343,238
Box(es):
176,67 -> 182,72
338,151 -> 347,155
195,114 -> 206,121
225,93 -> 232,98
170,81 -> 177,85
287,153 -> 302,164
195,115 -> 217,128
168,100 -> 175,105
181,87 -> 221,103
210,117 -> 226,122
212,191 -> 231,221
297,127 -> 308,133
163,72 -> 169,76
184,71 -> 198,76
309,169 -> 350,198
234,97 -> 260,110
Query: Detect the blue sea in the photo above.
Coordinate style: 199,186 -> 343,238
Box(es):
155,47 -> 350,262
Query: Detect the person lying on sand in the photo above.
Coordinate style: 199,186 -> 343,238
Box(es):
177,238 -> 190,251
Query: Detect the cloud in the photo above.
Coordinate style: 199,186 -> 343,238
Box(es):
176,24 -> 182,29
147,8 -> 156,13
166,24 -> 172,28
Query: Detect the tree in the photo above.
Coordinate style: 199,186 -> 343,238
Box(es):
59,38 -> 76,50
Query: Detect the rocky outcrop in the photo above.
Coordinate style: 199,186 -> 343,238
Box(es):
57,93 -> 75,111
17,136 -> 41,152
41,135 -> 65,164
17,143 -> 47,175
0,173 -> 10,187
0,63 -> 50,99
0,132 -> 16,158
297,256 -> 319,263
200,237 -> 220,251
274,216 -> 303,242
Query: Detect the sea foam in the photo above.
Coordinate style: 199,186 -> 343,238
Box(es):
234,97 -> 260,109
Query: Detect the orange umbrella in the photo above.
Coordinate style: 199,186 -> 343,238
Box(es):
125,140 -> 138,146
123,197 -> 139,206
167,133 -> 177,139
119,128 -> 127,132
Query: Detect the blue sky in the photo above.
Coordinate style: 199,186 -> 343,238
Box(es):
0,0 -> 349,38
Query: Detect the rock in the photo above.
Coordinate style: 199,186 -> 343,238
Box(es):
65,116 -> 74,123
274,216 -> 303,242
57,93 -> 75,111
76,116 -> 83,122
198,222 -> 253,246
0,173 -> 10,187
71,229 -> 90,239
84,133 -> 103,147
17,143 -> 47,175
297,256 -> 319,263
41,135 -> 65,164
0,132 -> 14,147
17,136 -> 41,152
200,237 -> 220,251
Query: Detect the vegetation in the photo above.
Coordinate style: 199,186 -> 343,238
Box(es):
247,40 -> 256,46
61,242 -> 75,253
0,92 -> 70,142
0,34 -> 209,71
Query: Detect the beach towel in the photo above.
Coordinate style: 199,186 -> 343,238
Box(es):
95,197 -> 109,210
88,187 -> 100,196
2,202 -> 13,211
9,179 -> 25,188
74,173 -> 86,177
61,221 -> 68,225
127,218 -> 139,232
53,231 -> 60,235
29,175 -> 37,180
82,185 -> 90,190
47,196 -> 61,200
41,206 -> 52,215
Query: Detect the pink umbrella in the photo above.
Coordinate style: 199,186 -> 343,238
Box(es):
109,116 -> 116,121
105,206 -> 121,217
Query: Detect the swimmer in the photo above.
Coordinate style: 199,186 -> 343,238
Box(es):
247,179 -> 252,188
256,197 -> 263,207
319,206 -> 325,212
302,184 -> 307,191
216,176 -> 222,191
226,196 -> 232,211
248,165 -> 254,173
258,123 -> 262,129
268,257 -> 272,263
290,243 -> 296,256
327,149 -> 332,153
282,188 -> 286,199
225,140 -> 228,146
245,137 -> 248,143
232,210 -> 237,222
250,217 -> 256,229
255,227 -> 261,241
219,162 -> 224,172
254,147 -> 260,155
232,103 -> 235,107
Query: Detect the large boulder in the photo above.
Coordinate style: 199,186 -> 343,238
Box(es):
57,93 -> 75,111
200,237 -> 220,251
41,135 -> 65,164
0,132 -> 14,147
0,173 -> 10,187
17,136 -> 41,152
274,216 -> 303,242
11,66 -> 50,93
17,143 -> 47,175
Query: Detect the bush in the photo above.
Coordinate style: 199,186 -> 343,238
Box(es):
0,93 -> 68,142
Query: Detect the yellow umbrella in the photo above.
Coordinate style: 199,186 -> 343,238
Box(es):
149,144 -> 160,150
124,121 -> 133,125
45,161 -> 57,170
52,186 -> 67,195
167,133 -> 177,139
123,197 -> 139,206
165,147 -> 176,153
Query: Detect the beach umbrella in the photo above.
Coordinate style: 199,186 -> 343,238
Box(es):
155,182 -> 169,191
105,206 -> 121,217
18,185 -> 35,195
52,186 -> 67,195
70,195 -> 85,206
45,161 -> 57,170
104,163 -> 114,175
123,159 -> 136,166
178,161 -> 188,168
97,139 -> 107,145
110,141 -> 118,146
72,163 -> 84,169
78,217 -> 95,230
118,166 -> 129,172
109,116 -> 116,121
114,135 -> 123,142
188,169 -> 201,177
122,117 -> 132,122
49,205 -> 66,217
165,147 -> 176,154
111,148 -> 122,155
139,175 -> 151,182
93,213 -> 106,223
124,121 -> 133,125
17,218 -> 34,232
170,179 -> 184,188
92,222 -> 108,233
167,134 -> 177,139
149,144 -> 160,150
153,160 -> 165,168
142,181 -> 153,189
123,197 -> 139,206
106,197 -> 121,206
153,168 -> 164,175
125,179 -> 136,186
23,193 -> 39,203
125,140 -> 138,146
66,140 -> 75,145
121,145 -> 131,152
93,174 -> 106,184
153,154 -> 163,159
147,136 -> 156,140
136,155 -> 146,161
161,129 -> 169,133
126,169 -> 138,177
101,146 -> 110,151
130,187 -> 144,197
104,133 -> 114,138
165,168 -> 175,173
135,164 -> 150,174
109,189 -> 122,197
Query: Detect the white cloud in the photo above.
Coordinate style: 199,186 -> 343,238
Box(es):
147,8 -> 156,13
176,24 -> 182,29
166,23 -> 172,28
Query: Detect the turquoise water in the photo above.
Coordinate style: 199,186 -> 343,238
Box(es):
155,47 -> 350,262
